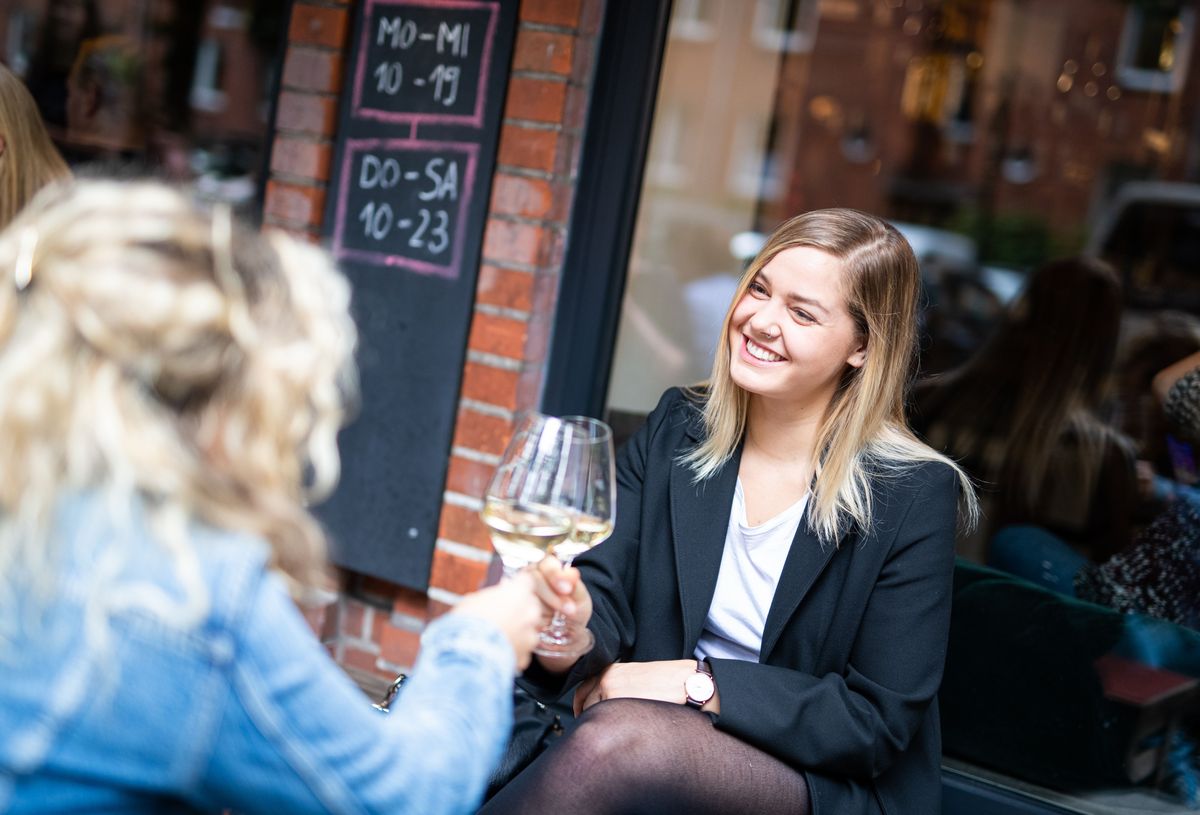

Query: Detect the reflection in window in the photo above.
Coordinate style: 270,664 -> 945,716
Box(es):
0,0 -> 284,214
1117,3 -> 1194,93
191,39 -> 226,113
647,104 -> 690,188
607,1 -> 1200,810
752,0 -> 818,53
671,0 -> 717,42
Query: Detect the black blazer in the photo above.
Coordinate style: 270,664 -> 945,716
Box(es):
529,388 -> 960,815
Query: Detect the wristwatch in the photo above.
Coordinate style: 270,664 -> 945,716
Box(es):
684,660 -> 715,709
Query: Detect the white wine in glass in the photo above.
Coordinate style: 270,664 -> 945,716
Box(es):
550,514 -> 615,562
481,496 -> 572,572
482,414 -> 579,579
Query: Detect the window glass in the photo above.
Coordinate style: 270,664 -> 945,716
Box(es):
608,0 -> 1200,809
1,0 -> 285,215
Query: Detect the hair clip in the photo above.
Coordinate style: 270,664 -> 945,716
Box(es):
14,227 -> 37,292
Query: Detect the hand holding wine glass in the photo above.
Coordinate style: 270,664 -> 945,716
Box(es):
533,416 -> 615,659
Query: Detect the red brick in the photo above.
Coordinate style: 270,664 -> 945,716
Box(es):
537,227 -> 567,269
483,219 -> 543,267
270,137 -> 332,181
513,29 -> 574,75
563,83 -> 589,131
579,0 -> 604,35
283,46 -> 343,93
427,597 -> 455,618
438,501 -> 493,551
367,606 -> 389,645
379,624 -> 422,669
445,454 -> 498,499
521,0 -> 582,28
289,4 -> 349,49
516,364 -> 545,410
342,643 -> 386,675
553,131 -> 580,178
548,182 -> 573,221
522,308 -> 554,366
452,409 -> 514,458
460,362 -> 520,411
476,265 -> 535,311
264,181 -> 326,226
571,34 -> 596,84
429,549 -> 490,596
505,77 -> 567,123
497,125 -> 559,173
276,90 -> 338,136
341,597 -> 368,640
392,586 -> 431,620
490,173 -> 554,219
300,602 -> 332,639
467,311 -> 528,359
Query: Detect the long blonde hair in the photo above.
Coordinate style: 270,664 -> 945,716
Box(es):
685,209 -> 976,543
0,180 -> 356,609
0,63 -> 71,231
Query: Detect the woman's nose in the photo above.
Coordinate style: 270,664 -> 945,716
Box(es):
748,310 -> 780,340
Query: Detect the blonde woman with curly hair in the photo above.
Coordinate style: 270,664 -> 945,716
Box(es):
487,210 -> 976,815
0,63 -> 70,230
0,180 -> 556,814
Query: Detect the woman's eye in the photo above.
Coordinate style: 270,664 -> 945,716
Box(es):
793,309 -> 815,323
749,281 -> 767,296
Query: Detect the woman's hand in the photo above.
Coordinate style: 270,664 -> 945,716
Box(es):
573,660 -> 719,716
449,571 -> 547,671
528,556 -> 593,674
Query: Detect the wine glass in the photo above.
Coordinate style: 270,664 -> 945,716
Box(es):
480,414 -> 578,579
533,416 -> 615,659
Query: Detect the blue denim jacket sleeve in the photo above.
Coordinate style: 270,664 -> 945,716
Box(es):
191,569 -> 515,815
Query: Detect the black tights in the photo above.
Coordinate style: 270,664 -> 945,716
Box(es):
480,698 -> 811,815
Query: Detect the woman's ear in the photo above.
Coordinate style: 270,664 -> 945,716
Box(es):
846,336 -> 867,369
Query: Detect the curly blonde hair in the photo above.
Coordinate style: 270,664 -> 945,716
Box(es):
0,180 -> 356,604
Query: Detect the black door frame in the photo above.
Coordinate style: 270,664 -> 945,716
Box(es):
539,0 -> 673,418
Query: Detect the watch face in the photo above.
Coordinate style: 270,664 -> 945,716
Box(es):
685,672 -> 715,703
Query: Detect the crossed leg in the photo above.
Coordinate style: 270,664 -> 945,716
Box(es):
480,698 -> 811,815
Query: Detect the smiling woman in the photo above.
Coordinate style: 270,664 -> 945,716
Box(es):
484,209 -> 978,815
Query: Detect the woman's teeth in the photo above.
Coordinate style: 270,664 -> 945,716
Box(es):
747,339 -> 783,362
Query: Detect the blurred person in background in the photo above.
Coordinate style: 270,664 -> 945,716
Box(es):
0,63 -> 70,231
63,35 -> 148,164
0,180 -> 558,814
22,0 -> 101,133
912,256 -> 1138,571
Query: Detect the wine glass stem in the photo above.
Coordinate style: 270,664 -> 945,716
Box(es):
499,558 -> 525,582
547,554 -> 575,637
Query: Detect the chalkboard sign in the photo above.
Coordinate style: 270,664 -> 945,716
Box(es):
334,139 -> 477,276
320,0 -> 518,590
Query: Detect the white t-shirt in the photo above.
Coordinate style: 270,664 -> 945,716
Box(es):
695,478 -> 809,663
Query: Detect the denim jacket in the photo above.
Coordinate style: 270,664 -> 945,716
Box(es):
0,495 -> 515,814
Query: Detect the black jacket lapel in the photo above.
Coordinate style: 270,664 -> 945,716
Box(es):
669,420 -> 742,654
759,512 -> 846,662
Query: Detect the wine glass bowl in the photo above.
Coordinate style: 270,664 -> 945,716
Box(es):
533,416 -> 615,659
481,414 -> 580,579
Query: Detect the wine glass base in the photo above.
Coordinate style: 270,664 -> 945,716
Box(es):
532,620 -> 594,659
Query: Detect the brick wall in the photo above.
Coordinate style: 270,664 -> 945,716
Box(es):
265,0 -> 606,683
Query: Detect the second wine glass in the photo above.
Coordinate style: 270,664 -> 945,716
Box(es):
533,416 -> 615,659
